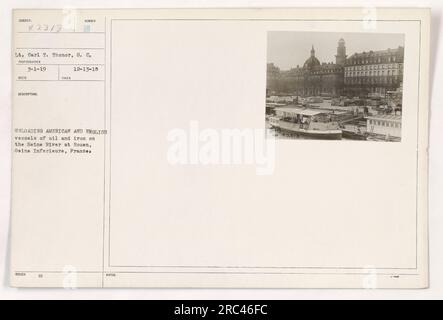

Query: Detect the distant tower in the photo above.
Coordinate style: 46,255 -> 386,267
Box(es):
311,45 -> 315,57
335,38 -> 347,65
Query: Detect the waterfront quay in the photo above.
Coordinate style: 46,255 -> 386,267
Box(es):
265,95 -> 401,141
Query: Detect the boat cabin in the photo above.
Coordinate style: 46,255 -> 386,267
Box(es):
274,107 -> 333,124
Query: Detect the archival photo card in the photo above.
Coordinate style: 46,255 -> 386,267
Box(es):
9,8 -> 429,288
266,32 -> 405,141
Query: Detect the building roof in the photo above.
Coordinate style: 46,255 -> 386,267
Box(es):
303,56 -> 321,69
275,107 -> 332,116
366,114 -> 402,121
348,47 -> 404,58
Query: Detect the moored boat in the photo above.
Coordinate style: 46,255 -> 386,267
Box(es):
269,107 -> 342,140
341,124 -> 368,140
342,129 -> 367,140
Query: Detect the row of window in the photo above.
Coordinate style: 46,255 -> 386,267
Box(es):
345,64 -> 401,71
292,69 -> 340,76
311,69 -> 340,74
368,119 -> 401,128
345,77 -> 399,84
346,70 -> 401,77
346,55 -> 400,65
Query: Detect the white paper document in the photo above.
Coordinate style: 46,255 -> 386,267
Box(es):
10,8 -> 430,288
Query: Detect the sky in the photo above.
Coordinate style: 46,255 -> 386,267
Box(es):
267,31 -> 405,70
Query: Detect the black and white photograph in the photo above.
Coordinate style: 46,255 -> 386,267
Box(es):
266,32 -> 405,141
1,3 -> 438,300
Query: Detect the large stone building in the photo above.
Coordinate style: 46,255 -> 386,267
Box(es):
344,47 -> 404,97
267,38 -> 404,98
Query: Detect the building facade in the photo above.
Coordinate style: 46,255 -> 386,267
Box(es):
366,114 -> 402,138
344,47 -> 404,97
267,38 -> 404,98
